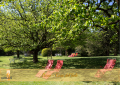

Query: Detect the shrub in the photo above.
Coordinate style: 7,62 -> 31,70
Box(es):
75,45 -> 88,57
75,46 -> 82,54
41,48 -> 51,57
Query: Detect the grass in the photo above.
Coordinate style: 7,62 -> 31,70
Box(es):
0,81 -> 120,85
0,55 -> 120,85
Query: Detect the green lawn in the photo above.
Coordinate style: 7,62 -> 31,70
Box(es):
0,81 -> 120,85
0,55 -> 120,85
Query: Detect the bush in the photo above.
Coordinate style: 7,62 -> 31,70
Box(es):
41,48 -> 51,57
75,46 -> 82,54
75,45 -> 88,57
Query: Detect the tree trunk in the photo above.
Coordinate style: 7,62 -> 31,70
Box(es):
104,36 -> 110,56
50,47 -> 52,59
60,47 -> 62,56
105,44 -> 109,56
65,49 -> 68,56
114,48 -> 117,56
17,50 -> 19,58
33,50 -> 38,63
114,40 -> 119,56
106,49 -> 109,56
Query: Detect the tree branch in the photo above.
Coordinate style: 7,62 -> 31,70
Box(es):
108,20 -> 119,25
93,24 -> 105,30
97,0 -> 105,7
96,8 -> 111,17
19,0 -> 27,18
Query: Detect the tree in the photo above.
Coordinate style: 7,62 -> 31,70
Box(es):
48,0 -> 119,56
0,0 -> 56,63
92,0 -> 119,55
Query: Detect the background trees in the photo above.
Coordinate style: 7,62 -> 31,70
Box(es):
49,0 -> 119,56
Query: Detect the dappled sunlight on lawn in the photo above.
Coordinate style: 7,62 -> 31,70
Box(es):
0,55 -> 119,69
3,56 -> 118,69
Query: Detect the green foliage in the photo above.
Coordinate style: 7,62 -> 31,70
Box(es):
75,30 -> 105,56
85,31 -> 107,56
0,0 -> 56,63
51,47 -> 65,56
48,0 -> 119,57
75,45 -> 82,54
80,46 -> 88,57
41,48 -> 51,57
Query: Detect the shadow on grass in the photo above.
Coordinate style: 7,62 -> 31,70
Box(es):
110,81 -> 120,85
0,60 -> 3,62
23,58 -> 43,60
9,57 -> 120,69
82,81 -> 92,83
10,60 -> 48,69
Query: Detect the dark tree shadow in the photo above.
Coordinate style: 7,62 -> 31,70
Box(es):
9,57 -> 119,69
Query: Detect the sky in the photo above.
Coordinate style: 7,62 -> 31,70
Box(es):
83,0 -> 114,7
83,0 -> 115,32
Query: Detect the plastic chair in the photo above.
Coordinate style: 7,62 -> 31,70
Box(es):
68,53 -> 76,57
35,60 -> 54,77
95,59 -> 116,78
42,60 -> 63,79
74,53 -> 78,57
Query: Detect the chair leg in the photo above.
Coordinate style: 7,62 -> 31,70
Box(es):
36,60 -> 54,78
35,69 -> 49,77
42,60 -> 63,79
95,69 -> 107,78
95,70 -> 102,78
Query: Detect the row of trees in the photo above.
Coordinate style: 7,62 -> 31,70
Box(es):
0,0 -> 119,63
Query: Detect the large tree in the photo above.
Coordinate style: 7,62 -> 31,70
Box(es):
0,0 -> 57,63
